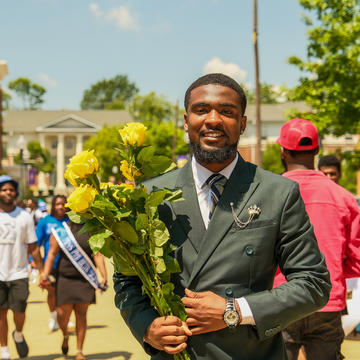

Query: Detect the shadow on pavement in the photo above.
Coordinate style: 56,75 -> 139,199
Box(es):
86,351 -> 132,359
26,351 -> 132,360
87,325 -> 107,330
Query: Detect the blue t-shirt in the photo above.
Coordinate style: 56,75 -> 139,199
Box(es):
36,215 -> 69,269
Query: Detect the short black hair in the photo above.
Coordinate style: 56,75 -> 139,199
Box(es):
50,195 -> 67,217
184,73 -> 247,115
318,155 -> 341,173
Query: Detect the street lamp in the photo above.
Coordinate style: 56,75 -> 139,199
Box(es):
17,135 -> 26,200
0,60 -> 9,171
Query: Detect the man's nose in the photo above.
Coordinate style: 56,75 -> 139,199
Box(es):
205,109 -> 222,125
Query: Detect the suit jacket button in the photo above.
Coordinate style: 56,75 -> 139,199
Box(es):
264,329 -> 272,337
225,287 -> 233,296
245,246 -> 254,256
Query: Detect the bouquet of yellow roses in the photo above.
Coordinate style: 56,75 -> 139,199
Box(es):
64,123 -> 190,360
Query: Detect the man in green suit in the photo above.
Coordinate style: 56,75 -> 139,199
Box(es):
114,73 -> 331,360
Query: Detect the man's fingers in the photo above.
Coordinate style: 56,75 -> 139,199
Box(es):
162,316 -> 183,326
185,288 -> 198,298
161,335 -> 188,345
182,322 -> 192,336
163,342 -> 187,355
185,317 -> 200,327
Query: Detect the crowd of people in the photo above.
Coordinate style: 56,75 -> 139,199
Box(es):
0,179 -> 107,360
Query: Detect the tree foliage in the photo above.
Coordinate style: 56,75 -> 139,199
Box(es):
1,90 -> 11,110
262,143 -> 284,175
246,83 -> 290,104
14,140 -> 54,173
289,0 -> 360,135
128,92 -> 174,125
80,75 -> 139,110
8,78 -> 46,110
84,125 -> 123,181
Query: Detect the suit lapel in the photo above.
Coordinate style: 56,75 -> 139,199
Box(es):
170,162 -> 206,253
187,157 -> 260,287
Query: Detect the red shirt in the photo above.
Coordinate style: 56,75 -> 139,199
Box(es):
274,170 -> 360,312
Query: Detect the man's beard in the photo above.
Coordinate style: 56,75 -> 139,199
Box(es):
189,142 -> 238,164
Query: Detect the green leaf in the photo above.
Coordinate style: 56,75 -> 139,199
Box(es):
155,257 -> 166,273
135,213 -> 149,231
151,220 -> 170,247
164,255 -> 181,273
67,211 -> 85,224
113,253 -> 136,276
149,155 -> 173,173
88,229 -> 113,253
154,246 -> 163,257
78,219 -> 101,235
99,237 -> 115,258
147,190 -> 167,209
130,245 -> 146,255
163,189 -> 184,203
137,146 -> 155,164
115,209 -> 132,220
91,198 -> 119,214
162,283 -> 174,295
115,146 -> 130,162
114,221 -> 139,244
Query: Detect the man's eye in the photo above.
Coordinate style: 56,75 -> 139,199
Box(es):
221,109 -> 233,115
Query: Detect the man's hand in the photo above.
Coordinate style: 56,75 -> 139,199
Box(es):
182,288 -> 228,335
144,316 -> 192,355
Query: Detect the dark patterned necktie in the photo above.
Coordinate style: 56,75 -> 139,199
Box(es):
206,173 -> 227,220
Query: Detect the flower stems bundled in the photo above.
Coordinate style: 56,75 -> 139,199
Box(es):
65,123 -> 190,360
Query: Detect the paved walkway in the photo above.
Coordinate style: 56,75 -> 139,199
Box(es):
5,261 -> 360,359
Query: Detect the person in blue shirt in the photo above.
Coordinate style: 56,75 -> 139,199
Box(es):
36,195 -> 68,331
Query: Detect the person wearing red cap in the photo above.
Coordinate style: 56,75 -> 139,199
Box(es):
274,118 -> 360,360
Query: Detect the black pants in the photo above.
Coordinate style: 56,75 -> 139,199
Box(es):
282,311 -> 344,360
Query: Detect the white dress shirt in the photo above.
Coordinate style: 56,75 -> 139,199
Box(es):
191,155 -> 255,325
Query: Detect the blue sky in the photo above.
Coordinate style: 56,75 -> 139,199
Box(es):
0,0 -> 309,110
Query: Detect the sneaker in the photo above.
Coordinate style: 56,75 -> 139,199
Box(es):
1,347 -> 10,360
12,330 -> 29,358
48,317 -> 59,331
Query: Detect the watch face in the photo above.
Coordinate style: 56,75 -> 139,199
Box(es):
224,310 -> 239,326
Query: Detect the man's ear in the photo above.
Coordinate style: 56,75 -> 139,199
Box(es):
240,116 -> 247,133
184,113 -> 188,132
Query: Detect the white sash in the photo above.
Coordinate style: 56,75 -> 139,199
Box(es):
51,222 -> 99,290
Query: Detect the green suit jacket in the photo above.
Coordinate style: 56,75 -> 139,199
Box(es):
114,156 -> 331,360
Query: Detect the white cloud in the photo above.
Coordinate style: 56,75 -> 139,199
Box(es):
38,73 -> 57,87
203,57 -> 247,84
108,6 -> 138,30
90,3 -> 138,31
89,3 -> 104,17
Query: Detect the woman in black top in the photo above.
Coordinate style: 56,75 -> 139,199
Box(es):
41,221 -> 107,360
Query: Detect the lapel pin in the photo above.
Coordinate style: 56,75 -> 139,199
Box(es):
230,203 -> 261,229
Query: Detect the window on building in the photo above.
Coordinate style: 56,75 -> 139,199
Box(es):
65,139 -> 73,149
51,139 -> 58,149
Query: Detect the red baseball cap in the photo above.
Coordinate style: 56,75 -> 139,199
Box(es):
276,118 -> 319,151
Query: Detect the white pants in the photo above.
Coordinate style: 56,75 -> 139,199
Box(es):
342,278 -> 360,336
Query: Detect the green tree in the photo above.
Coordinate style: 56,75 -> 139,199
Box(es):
146,122 -> 188,158
84,125 -> 123,181
262,143 -> 284,174
8,78 -> 46,110
80,75 -> 139,110
1,90 -> 11,110
289,0 -> 360,135
14,140 -> 54,173
246,83 -> 290,104
128,92 -> 174,126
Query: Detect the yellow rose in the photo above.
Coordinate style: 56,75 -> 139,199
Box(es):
120,160 -> 141,182
66,150 -> 99,179
119,122 -> 147,146
64,167 -> 78,187
66,184 -> 97,212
